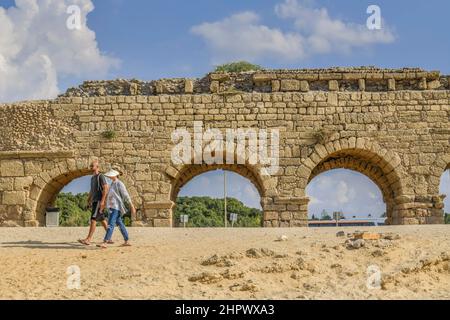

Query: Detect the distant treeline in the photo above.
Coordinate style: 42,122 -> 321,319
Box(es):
174,196 -> 262,227
55,193 -> 449,226
55,193 -> 131,226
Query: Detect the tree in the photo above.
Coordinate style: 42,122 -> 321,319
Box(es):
311,214 -> 319,221
320,209 -> 332,221
55,192 -> 132,227
445,213 -> 450,224
214,61 -> 262,73
174,196 -> 262,227
56,193 -> 92,227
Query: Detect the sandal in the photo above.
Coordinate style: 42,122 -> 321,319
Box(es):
96,243 -> 108,249
120,242 -> 132,247
78,239 -> 91,246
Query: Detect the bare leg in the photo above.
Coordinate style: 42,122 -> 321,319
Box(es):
83,220 -> 97,243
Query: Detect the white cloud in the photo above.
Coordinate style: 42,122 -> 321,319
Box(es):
336,181 -> 350,204
0,0 -> 119,102
191,0 -> 395,63
306,169 -> 385,218
191,11 -> 305,62
275,0 -> 395,54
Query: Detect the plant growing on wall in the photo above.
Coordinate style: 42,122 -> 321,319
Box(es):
312,128 -> 333,145
102,129 -> 117,140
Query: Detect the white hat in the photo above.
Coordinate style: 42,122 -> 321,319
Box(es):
104,169 -> 120,178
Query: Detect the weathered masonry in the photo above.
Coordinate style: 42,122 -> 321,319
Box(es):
0,67 -> 449,227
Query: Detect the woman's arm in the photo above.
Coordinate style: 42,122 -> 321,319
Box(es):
120,181 -> 136,216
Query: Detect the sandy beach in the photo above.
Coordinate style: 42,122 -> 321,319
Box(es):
0,225 -> 449,300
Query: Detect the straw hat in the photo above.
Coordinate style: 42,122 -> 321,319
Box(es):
104,169 -> 121,178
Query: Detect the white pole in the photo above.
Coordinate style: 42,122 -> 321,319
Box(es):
224,170 -> 227,228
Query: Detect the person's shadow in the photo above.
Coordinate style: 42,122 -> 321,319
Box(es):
1,240 -> 96,250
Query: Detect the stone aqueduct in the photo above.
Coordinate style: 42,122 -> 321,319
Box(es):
0,67 -> 449,227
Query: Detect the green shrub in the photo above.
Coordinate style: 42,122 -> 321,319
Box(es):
214,61 -> 262,73
102,129 -> 117,140
174,196 -> 262,227
55,192 -> 132,227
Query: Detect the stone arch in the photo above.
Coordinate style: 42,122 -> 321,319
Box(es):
301,137 -> 406,225
428,153 -> 450,223
33,168 -> 91,225
163,152 -> 277,227
30,158 -> 94,225
428,153 -> 450,195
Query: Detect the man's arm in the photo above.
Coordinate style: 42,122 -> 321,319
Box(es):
99,183 -> 109,212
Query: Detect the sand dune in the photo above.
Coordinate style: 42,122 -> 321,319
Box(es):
0,226 -> 449,300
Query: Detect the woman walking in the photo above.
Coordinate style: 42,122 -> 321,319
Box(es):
99,169 -> 136,248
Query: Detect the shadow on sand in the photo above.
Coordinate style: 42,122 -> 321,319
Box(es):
0,240 -> 96,250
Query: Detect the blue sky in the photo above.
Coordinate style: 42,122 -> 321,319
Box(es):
56,0 -> 450,91
2,0 -> 449,217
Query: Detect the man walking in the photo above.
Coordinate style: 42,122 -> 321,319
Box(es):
78,159 -> 110,245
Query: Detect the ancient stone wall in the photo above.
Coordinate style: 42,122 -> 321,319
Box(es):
0,68 -> 448,227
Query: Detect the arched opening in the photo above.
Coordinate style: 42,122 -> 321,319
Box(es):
36,171 -> 135,227
170,164 -> 264,227
306,169 -> 386,226
35,169 -> 91,225
440,166 -> 450,224
304,144 -> 404,225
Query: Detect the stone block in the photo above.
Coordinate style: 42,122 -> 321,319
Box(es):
15,177 -> 34,190
210,81 -> 220,93
0,160 -> 24,177
387,78 -> 396,91
185,79 -> 194,94
328,80 -> 339,91
3,191 -> 26,205
280,80 -> 300,91
300,81 -> 309,92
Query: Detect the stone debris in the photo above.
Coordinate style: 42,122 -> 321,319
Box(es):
371,249 -> 385,257
188,272 -> 223,284
336,231 -> 346,237
230,281 -> 258,292
351,232 -> 381,240
201,254 -> 235,267
381,233 -> 401,240
221,269 -> 245,280
246,248 -> 275,258
345,239 -> 365,250
276,235 -> 289,242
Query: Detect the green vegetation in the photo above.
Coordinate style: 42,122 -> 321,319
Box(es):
55,192 -> 131,227
102,129 -> 117,139
320,209 -> 332,221
214,61 -> 262,73
55,193 -> 91,226
445,213 -> 450,224
174,196 -> 262,227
